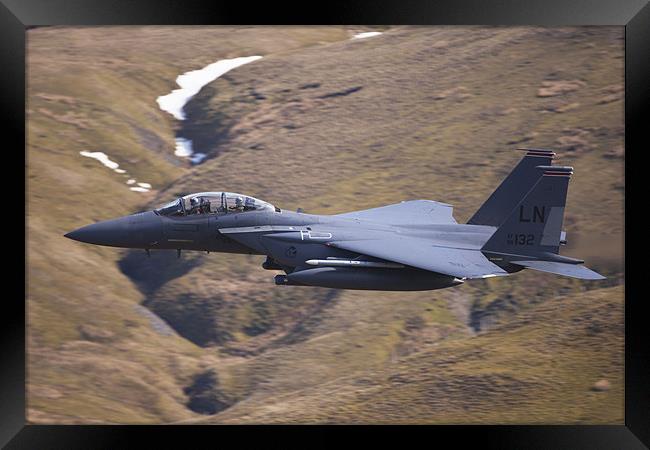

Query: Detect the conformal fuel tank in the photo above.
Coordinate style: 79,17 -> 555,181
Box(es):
276,266 -> 464,291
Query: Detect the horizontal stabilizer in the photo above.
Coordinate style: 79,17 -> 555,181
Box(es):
511,260 -> 605,280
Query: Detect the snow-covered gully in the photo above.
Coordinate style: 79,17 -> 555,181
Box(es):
156,56 -> 263,164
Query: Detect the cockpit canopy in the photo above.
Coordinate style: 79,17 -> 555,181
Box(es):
155,192 -> 276,217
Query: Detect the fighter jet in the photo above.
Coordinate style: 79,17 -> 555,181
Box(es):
65,148 -> 605,290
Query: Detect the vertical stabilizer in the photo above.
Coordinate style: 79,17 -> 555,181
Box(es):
482,165 -> 572,256
468,148 -> 555,226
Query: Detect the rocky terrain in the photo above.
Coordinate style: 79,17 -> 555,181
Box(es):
27,26 -> 624,423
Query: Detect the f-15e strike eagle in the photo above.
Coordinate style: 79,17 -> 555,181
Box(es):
65,148 -> 605,290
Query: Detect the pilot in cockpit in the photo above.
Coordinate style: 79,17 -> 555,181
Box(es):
199,198 -> 210,214
189,197 -> 211,215
234,196 -> 244,212
189,197 -> 200,214
227,195 -> 245,212
154,192 -> 275,217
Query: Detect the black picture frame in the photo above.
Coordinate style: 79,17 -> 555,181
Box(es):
7,0 -> 647,447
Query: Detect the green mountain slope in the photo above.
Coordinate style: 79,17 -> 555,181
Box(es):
209,285 -> 624,424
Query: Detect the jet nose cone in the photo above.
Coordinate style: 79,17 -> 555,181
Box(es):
65,211 -> 163,249
64,217 -> 131,246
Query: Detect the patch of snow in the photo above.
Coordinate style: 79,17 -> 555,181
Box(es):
80,151 -> 120,170
190,153 -> 207,164
80,151 -> 153,193
174,137 -> 193,157
157,55 -> 262,165
157,55 -> 262,121
352,31 -> 382,40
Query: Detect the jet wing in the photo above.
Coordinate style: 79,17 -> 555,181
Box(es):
334,200 -> 457,225
329,237 -> 508,279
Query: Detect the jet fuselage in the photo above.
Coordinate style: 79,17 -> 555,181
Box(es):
65,150 -> 606,290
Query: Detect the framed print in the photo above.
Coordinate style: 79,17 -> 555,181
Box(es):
6,0 -> 648,447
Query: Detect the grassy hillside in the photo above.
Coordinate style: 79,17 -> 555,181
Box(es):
209,286 -> 624,424
26,25 -> 358,423
27,26 -> 624,424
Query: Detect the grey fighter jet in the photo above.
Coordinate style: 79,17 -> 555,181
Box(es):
65,148 -> 605,290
